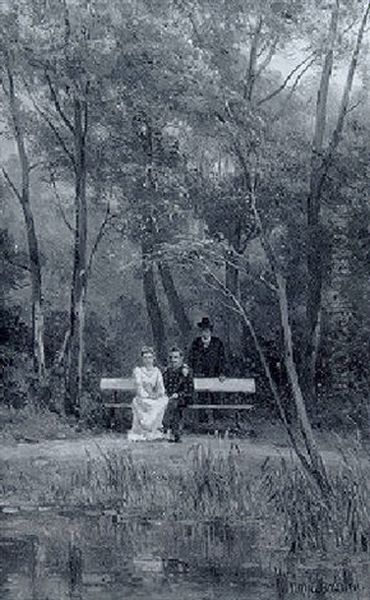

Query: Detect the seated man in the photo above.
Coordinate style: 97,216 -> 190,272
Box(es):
163,347 -> 194,443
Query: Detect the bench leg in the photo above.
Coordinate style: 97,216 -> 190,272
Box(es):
206,408 -> 214,432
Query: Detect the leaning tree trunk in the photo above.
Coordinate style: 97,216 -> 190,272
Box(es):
65,98 -> 88,416
205,264 -> 331,496
276,272 -> 331,496
158,262 -> 191,340
142,242 -> 167,364
4,53 -> 46,382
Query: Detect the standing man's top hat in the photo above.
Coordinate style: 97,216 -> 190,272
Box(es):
197,316 -> 213,331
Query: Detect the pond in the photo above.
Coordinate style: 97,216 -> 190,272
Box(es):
0,510 -> 369,599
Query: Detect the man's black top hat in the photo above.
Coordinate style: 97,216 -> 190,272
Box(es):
197,316 -> 213,330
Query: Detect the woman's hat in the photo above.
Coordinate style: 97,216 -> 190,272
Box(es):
197,316 -> 213,330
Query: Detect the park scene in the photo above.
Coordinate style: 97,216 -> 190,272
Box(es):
1,0 -> 370,598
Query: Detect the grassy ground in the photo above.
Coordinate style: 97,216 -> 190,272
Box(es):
0,405 -> 80,444
1,432 -> 369,557
0,391 -> 369,562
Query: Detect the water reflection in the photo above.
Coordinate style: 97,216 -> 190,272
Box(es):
0,511 -> 368,599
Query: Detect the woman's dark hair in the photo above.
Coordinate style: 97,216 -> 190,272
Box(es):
169,346 -> 183,356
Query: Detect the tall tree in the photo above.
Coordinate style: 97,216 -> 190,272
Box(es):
0,35 -> 46,383
304,0 -> 370,403
17,0 -> 118,413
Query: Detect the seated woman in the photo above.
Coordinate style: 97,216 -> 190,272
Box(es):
128,346 -> 169,442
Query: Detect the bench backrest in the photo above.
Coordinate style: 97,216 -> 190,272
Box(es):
100,377 -> 255,394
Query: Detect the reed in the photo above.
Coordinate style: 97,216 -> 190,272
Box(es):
2,440 -> 369,556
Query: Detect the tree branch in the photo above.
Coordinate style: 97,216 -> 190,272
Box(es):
49,173 -> 75,234
45,70 -> 75,133
1,166 -> 22,202
272,58 -> 316,121
23,79 -> 75,169
38,106 -> 75,168
312,1 -> 369,198
244,16 -> 263,101
86,201 -> 112,280
255,36 -> 279,79
257,52 -> 316,106
4,256 -> 30,272
326,2 -> 370,160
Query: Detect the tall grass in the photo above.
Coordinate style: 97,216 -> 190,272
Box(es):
260,450 -> 370,554
60,442 -> 255,519
2,440 -> 369,556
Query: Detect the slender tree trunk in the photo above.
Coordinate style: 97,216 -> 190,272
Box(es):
142,242 -> 167,363
158,262 -> 191,340
137,120 -> 168,363
225,260 -> 239,298
244,16 -> 263,101
325,202 -> 352,416
304,0 -> 339,402
246,182 -> 331,494
4,53 -> 46,382
205,266 -> 331,495
304,1 -> 369,402
225,224 -> 243,358
65,98 -> 88,415
276,273 -> 331,495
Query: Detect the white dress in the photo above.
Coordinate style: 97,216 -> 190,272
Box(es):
128,366 -> 169,441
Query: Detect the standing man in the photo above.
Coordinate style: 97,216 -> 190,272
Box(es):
188,316 -> 226,378
188,317 -> 226,430
163,347 -> 194,443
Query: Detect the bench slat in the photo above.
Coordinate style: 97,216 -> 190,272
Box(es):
101,378 -> 135,391
194,378 -> 255,393
100,377 -> 255,393
103,403 -> 253,410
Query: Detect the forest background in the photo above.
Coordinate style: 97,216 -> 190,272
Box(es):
1,0 -> 370,440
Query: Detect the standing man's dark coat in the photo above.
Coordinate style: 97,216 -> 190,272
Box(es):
188,317 -> 226,377
188,335 -> 226,377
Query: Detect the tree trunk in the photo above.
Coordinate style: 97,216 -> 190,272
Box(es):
247,183 -> 331,495
304,0 -> 339,402
22,204 -> 45,381
158,262 -> 191,340
205,266 -> 331,495
276,272 -> 331,495
225,224 -> 242,358
65,98 -> 88,415
325,202 -> 352,418
142,243 -> 167,364
4,53 -> 46,382
225,260 -> 239,298
304,1 -> 369,402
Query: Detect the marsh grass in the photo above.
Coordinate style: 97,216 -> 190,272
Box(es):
260,449 -> 370,554
57,442 -> 255,519
1,440 -> 369,556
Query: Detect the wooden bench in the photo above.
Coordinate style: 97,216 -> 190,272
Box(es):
100,377 -> 255,410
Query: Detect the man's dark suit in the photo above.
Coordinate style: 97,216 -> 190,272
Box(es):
163,366 -> 194,441
188,336 -> 226,377
188,335 -> 226,429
